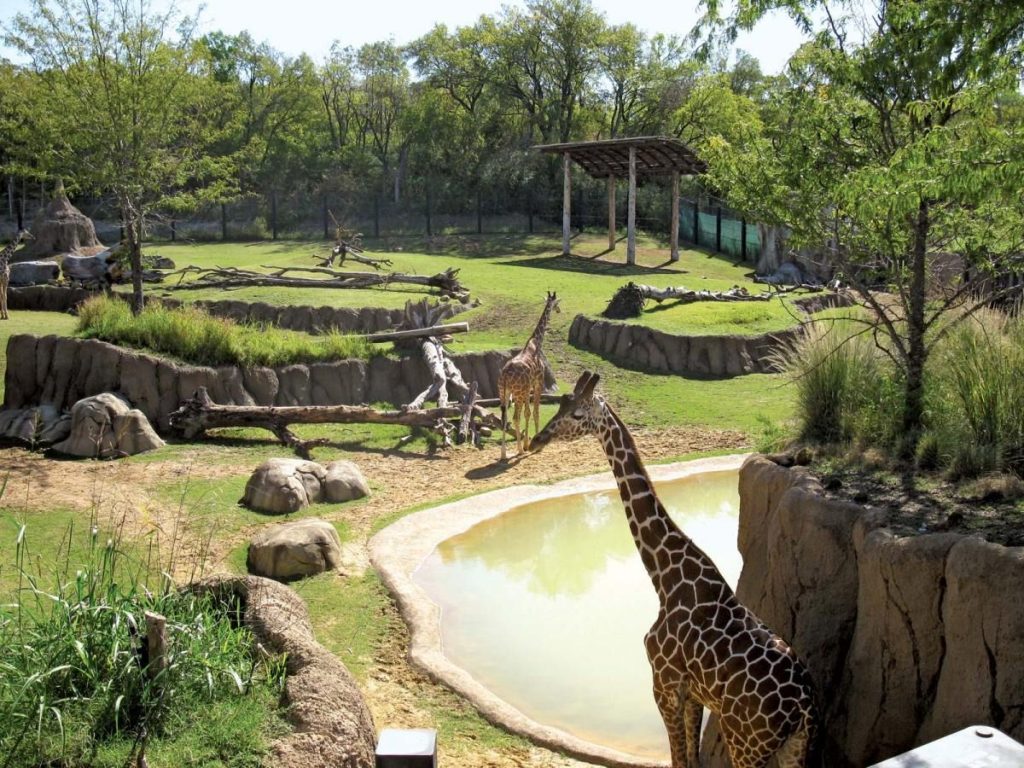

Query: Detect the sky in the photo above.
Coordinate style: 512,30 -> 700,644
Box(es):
1,0 -> 808,74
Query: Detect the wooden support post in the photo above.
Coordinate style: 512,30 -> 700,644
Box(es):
6,176 -> 13,223
271,190 -> 278,240
221,202 -> 227,241
627,146 -> 637,265
562,151 -> 572,255
693,201 -> 700,246
670,171 -> 680,262
715,206 -> 722,252
144,611 -> 167,678
323,197 -> 329,240
476,188 -> 483,235
607,175 -> 616,250
374,195 -> 380,237
170,219 -> 176,242
741,218 -> 748,262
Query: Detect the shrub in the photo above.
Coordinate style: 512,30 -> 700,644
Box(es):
774,317 -> 887,444
77,295 -> 376,367
0,520 -> 285,768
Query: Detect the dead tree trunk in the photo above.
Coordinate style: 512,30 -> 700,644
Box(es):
603,281 -> 775,319
169,387 -> 503,458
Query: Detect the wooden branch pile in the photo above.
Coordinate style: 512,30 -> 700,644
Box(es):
603,281 -> 774,319
313,210 -> 394,270
169,387 -> 504,458
165,264 -> 468,299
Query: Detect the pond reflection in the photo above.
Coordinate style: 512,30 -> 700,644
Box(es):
413,470 -> 741,761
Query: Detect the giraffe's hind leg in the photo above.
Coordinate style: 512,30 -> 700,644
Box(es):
0,279 -> 7,320
511,398 -> 524,454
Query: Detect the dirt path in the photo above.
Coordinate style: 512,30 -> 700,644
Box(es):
0,424 -> 747,767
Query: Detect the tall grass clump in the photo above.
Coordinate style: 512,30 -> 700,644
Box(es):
774,317 -> 890,444
77,294 -> 375,367
0,519 -> 286,768
926,309 -> 1024,478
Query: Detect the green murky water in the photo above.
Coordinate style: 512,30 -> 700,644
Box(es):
413,470 -> 741,761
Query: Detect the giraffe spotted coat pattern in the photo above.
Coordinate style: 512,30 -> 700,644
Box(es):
531,371 -> 818,768
0,230 -> 31,321
497,291 -> 560,460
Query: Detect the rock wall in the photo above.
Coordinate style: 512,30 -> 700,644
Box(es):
568,314 -> 800,377
3,334 -> 510,432
7,285 -> 463,335
700,456 -> 1024,766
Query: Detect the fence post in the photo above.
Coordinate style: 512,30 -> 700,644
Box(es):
221,202 -> 227,241
170,219 -> 176,242
527,186 -> 534,234
715,207 -> 722,253
20,178 -> 26,229
374,195 -> 380,238
6,176 -> 12,224
425,183 -> 432,237
323,197 -> 329,240
693,201 -> 699,247
477,188 -> 483,235
271,190 -> 278,240
741,218 -> 747,262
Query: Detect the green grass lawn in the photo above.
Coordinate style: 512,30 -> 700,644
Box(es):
145,233 -> 802,350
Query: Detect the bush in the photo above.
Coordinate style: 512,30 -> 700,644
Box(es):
774,317 -> 888,444
77,294 -> 376,367
0,521 -> 285,767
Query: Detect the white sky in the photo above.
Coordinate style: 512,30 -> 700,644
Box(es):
1,0 -> 807,74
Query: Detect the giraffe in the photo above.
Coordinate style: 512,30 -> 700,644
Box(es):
497,291 -> 560,461
531,371 -> 818,768
0,230 -> 31,321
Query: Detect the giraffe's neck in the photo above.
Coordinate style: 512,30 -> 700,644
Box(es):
527,301 -> 553,350
1,233 -> 25,267
596,401 -> 723,600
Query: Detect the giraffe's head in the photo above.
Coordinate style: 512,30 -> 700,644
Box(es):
546,291 -> 561,315
529,370 -> 605,452
16,230 -> 32,243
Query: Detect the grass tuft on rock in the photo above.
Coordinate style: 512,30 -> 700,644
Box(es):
76,294 -> 377,367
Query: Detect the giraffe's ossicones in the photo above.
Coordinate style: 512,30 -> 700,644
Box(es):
532,371 -> 819,768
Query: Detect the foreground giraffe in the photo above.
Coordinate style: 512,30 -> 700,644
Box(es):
0,230 -> 31,320
497,291 -> 560,460
531,371 -> 818,768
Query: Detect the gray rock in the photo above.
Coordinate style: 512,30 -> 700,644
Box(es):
323,460 -> 370,502
243,458 -> 327,514
247,518 -> 342,581
51,392 -> 163,458
0,404 -> 70,446
9,260 -> 60,286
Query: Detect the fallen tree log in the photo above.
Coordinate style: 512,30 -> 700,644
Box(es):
364,322 -> 468,344
169,387 -> 503,458
603,281 -> 774,319
165,265 -> 468,298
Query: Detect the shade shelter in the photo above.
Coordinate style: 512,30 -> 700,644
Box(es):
534,136 -> 707,264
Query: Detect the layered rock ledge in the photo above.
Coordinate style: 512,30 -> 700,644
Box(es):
701,455 -> 1024,767
3,334 -> 510,431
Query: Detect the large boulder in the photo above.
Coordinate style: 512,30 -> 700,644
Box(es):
243,459 -> 327,514
21,181 -> 103,259
61,250 -> 120,286
242,458 -> 369,514
9,260 -> 60,286
247,518 -> 343,581
51,392 -> 164,458
323,460 -> 370,502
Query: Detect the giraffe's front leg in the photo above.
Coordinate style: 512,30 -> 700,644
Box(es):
651,679 -> 696,768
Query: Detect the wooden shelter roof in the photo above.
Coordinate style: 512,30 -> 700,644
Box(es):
534,136 -> 707,178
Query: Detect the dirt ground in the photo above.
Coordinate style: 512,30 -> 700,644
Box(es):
0,424 -> 748,767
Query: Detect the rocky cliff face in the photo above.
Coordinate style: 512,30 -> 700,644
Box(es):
3,334 -> 510,431
701,456 -> 1024,766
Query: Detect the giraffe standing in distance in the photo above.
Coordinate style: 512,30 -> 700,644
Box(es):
497,291 -> 560,461
531,371 -> 818,768
0,230 -> 31,321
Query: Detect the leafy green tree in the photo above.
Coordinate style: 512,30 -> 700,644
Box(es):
5,0 -> 215,313
700,0 -> 1024,454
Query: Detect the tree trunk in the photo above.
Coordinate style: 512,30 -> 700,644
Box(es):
120,195 -> 144,315
902,199 -> 929,455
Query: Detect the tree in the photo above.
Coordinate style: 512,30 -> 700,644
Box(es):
699,0 -> 1024,454
4,0 -> 216,314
